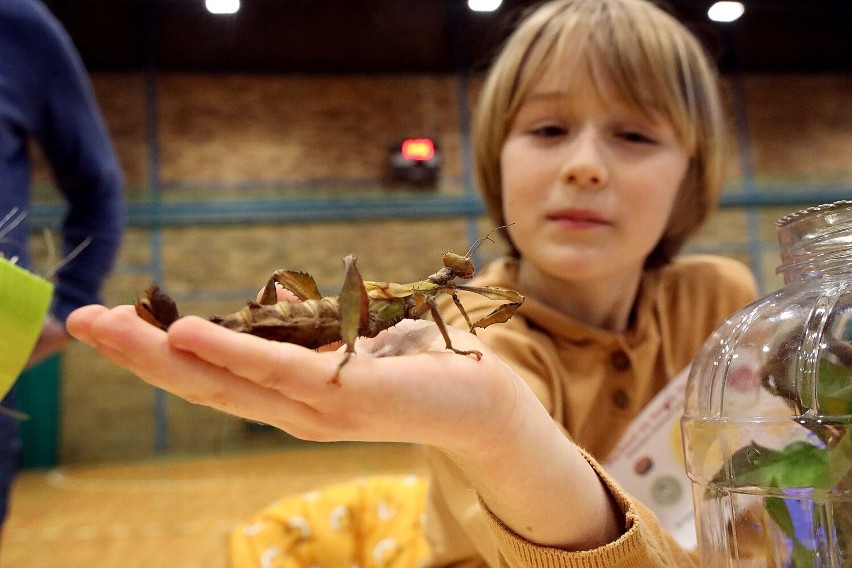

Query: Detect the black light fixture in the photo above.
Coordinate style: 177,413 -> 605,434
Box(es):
388,137 -> 442,186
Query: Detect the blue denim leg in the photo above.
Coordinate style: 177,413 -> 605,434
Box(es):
0,382 -> 21,527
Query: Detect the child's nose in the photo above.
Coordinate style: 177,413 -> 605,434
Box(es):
560,130 -> 608,189
564,166 -> 605,188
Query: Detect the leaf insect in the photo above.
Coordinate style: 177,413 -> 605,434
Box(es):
135,228 -> 525,384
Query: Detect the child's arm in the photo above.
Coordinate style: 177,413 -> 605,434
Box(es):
438,364 -> 623,551
67,306 -> 621,551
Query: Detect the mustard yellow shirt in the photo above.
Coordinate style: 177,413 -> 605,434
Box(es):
423,254 -> 759,567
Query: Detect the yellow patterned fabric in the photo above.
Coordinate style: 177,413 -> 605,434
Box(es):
230,475 -> 430,568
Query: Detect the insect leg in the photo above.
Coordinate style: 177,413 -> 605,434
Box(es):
454,284 -> 525,330
421,295 -> 482,361
448,291 -> 477,334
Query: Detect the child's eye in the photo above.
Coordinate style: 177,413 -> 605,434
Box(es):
530,124 -> 566,138
619,131 -> 656,144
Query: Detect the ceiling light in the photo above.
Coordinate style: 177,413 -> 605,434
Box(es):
468,0 -> 502,12
708,1 -> 745,23
206,0 -> 240,15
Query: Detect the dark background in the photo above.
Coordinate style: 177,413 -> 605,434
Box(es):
44,0 -> 852,74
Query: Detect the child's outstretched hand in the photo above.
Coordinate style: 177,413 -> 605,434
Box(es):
66,305 -> 519,452
66,304 -> 621,551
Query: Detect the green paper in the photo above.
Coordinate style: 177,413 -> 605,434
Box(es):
0,257 -> 54,400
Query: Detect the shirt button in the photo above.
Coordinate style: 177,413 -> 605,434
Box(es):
612,389 -> 631,410
610,350 -> 630,371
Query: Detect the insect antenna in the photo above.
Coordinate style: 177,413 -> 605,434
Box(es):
465,224 -> 512,259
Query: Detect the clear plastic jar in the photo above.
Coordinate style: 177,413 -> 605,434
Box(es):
682,201 -> 852,567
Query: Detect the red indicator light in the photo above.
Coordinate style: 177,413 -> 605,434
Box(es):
401,138 -> 435,161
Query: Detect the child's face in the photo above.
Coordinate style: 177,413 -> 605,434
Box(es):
499,68 -> 690,284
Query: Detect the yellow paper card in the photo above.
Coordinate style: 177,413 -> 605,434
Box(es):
0,257 -> 54,400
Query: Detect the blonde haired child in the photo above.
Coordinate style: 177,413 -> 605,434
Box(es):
68,0 -> 758,566
426,0 -> 757,563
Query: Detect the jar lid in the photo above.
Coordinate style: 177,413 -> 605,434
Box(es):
776,201 -> 852,274
777,200 -> 852,229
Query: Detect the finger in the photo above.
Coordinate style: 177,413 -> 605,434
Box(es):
317,340 -> 344,352
72,306 -> 471,444
66,304 -> 111,345
255,283 -> 300,303
278,287 -> 301,302
166,317 -> 471,438
167,316 -> 342,395
164,319 -> 451,442
81,307 -> 315,425
167,317 -> 469,394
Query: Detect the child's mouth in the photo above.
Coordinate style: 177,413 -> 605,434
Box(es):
547,209 -> 609,229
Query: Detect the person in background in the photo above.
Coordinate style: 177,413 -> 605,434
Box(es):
0,0 -> 124,531
67,0 -> 757,565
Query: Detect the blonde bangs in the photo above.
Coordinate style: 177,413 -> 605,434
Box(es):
496,0 -> 714,154
558,2 -> 704,154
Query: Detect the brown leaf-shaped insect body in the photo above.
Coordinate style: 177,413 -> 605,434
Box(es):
134,228 -> 525,383
211,298 -> 344,348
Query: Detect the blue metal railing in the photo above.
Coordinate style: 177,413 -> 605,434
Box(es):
29,186 -> 850,230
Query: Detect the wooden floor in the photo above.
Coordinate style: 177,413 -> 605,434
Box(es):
0,443 -> 428,568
